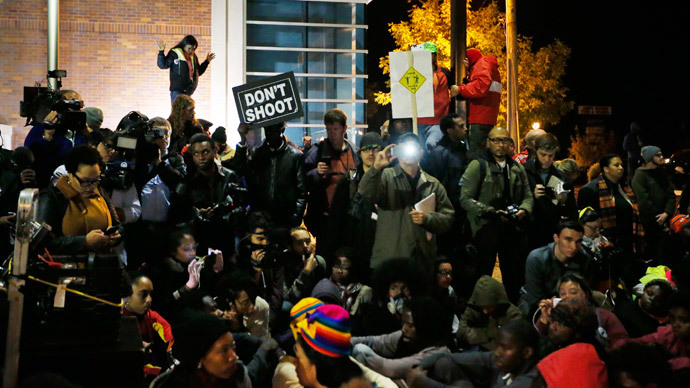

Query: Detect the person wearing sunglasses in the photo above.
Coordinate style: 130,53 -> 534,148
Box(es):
38,145 -> 121,254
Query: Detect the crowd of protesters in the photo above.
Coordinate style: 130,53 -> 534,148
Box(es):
1,40 -> 689,388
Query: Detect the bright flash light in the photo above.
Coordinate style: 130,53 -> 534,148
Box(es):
532,122 -> 540,130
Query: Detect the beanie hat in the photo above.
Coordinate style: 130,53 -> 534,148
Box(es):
296,304 -> 352,357
212,126 -> 227,144
466,49 -> 483,66
411,42 -> 437,53
538,343 -> 608,388
670,214 -> 690,234
172,311 -> 229,367
359,132 -> 383,151
290,297 -> 324,340
641,145 -> 661,163
83,107 -> 103,131
311,279 -> 343,305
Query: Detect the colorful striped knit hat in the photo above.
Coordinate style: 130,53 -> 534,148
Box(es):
296,304 -> 352,357
290,297 -> 324,340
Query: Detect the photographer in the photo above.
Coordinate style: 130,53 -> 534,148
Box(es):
460,126 -> 533,303
169,133 -> 239,258
37,145 -> 121,254
524,133 -> 577,251
0,147 -> 37,256
282,227 -> 327,305
23,90 -> 81,188
230,121 -> 307,228
358,133 -> 454,274
98,130 -> 141,225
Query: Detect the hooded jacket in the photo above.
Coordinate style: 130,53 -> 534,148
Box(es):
458,54 -> 501,126
631,166 -> 676,228
157,48 -> 210,95
458,275 -> 523,350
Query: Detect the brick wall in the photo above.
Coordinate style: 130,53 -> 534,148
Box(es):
0,0 -> 213,148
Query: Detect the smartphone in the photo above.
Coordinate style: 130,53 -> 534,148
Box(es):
319,155 -> 332,165
552,297 -> 562,307
104,226 -> 119,235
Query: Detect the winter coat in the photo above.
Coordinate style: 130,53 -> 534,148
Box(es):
460,156 -> 534,237
418,67 -> 452,125
631,166 -> 676,229
351,330 -> 450,379
229,138 -> 307,227
458,275 -> 523,350
614,299 -> 669,338
157,48 -> 210,95
358,164 -> 455,272
457,55 -> 501,125
421,135 -> 469,209
613,325 -> 690,370
304,138 -> 359,217
518,242 -> 595,316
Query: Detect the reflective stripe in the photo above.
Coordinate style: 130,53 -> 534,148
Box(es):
172,48 -> 187,62
489,81 -> 502,93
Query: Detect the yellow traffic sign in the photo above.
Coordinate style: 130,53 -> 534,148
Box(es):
399,67 -> 426,94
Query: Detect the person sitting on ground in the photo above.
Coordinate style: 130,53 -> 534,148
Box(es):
539,298 -> 606,360
431,257 -> 461,338
37,145 -> 121,254
350,297 -> 450,380
408,320 -> 539,388
151,311 -> 250,388
614,278 -> 676,338
215,271 -> 271,339
282,226 -> 328,305
351,258 -> 426,336
607,343 -> 673,388
458,275 -> 523,351
535,274 -> 628,351
121,274 -> 174,380
613,290 -> 690,372
311,247 -> 371,315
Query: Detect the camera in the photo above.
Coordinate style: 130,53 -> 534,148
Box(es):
194,184 -> 250,223
543,187 -> 556,197
19,71 -> 86,136
505,204 -> 520,219
101,161 -> 135,191
391,142 -> 421,159
114,111 -> 150,152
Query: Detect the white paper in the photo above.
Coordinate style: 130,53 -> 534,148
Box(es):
546,176 -> 569,205
415,193 -> 436,241
389,51 -> 434,119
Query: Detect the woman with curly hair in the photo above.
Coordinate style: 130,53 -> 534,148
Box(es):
168,94 -> 203,155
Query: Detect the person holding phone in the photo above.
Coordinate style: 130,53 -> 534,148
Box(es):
37,145 -> 122,254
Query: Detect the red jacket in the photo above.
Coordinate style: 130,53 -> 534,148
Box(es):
458,55 -> 501,126
614,325 -> 690,370
418,68 -> 451,125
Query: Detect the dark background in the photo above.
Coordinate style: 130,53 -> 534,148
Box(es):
367,0 -> 690,155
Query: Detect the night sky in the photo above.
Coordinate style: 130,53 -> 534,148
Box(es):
367,0 -> 690,153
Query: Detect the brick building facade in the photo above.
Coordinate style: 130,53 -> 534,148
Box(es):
0,0 -> 214,147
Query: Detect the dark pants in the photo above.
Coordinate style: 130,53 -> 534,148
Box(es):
472,222 -> 528,303
429,355 -> 486,387
468,124 -> 494,159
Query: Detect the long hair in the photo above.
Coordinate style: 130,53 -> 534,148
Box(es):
169,94 -> 199,138
172,35 -> 198,51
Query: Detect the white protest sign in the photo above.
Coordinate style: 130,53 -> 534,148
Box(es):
389,50 -> 434,127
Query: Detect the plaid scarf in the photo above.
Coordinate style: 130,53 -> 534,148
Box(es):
596,175 -> 645,253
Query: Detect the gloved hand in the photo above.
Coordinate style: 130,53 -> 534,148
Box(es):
185,259 -> 202,290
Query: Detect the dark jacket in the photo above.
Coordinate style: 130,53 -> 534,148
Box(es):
518,242 -> 595,316
24,125 -> 73,189
631,166 -> 676,228
421,135 -> 469,209
358,164 -> 455,272
460,155 -> 534,237
150,361 -> 251,388
169,164 -> 239,224
523,158 -> 577,248
614,299 -> 668,338
157,48 -> 210,95
458,275 -> 523,350
37,184 -> 119,254
229,138 -> 307,227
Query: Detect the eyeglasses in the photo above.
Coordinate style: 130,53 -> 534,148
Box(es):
488,137 -> 513,145
437,270 -> 453,276
584,224 -> 601,233
361,147 -> 380,154
73,174 -> 102,188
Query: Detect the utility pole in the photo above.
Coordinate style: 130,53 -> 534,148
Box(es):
506,0 -> 520,148
47,0 -> 60,91
450,0 -> 467,118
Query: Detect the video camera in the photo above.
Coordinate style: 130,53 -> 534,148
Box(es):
101,161 -> 135,191
194,184 -> 250,223
19,70 -> 86,136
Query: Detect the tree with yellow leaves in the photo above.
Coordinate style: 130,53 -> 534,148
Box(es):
376,0 -> 574,136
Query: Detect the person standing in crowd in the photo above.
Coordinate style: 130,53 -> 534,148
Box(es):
460,126 -> 533,302
631,145 -> 676,261
167,94 -> 203,155
457,48 -> 501,157
421,113 -> 469,256
523,133 -> 577,250
553,158 -> 580,184
37,145 -> 121,254
304,109 -> 359,256
232,122 -> 307,228
412,42 -> 458,150
83,107 -> 103,132
623,121 -> 644,185
512,128 -> 546,164
578,153 -> 645,262
359,133 -> 454,274
157,35 -> 215,104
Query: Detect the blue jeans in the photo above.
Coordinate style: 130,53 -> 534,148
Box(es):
418,124 -> 443,150
171,91 -> 183,105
